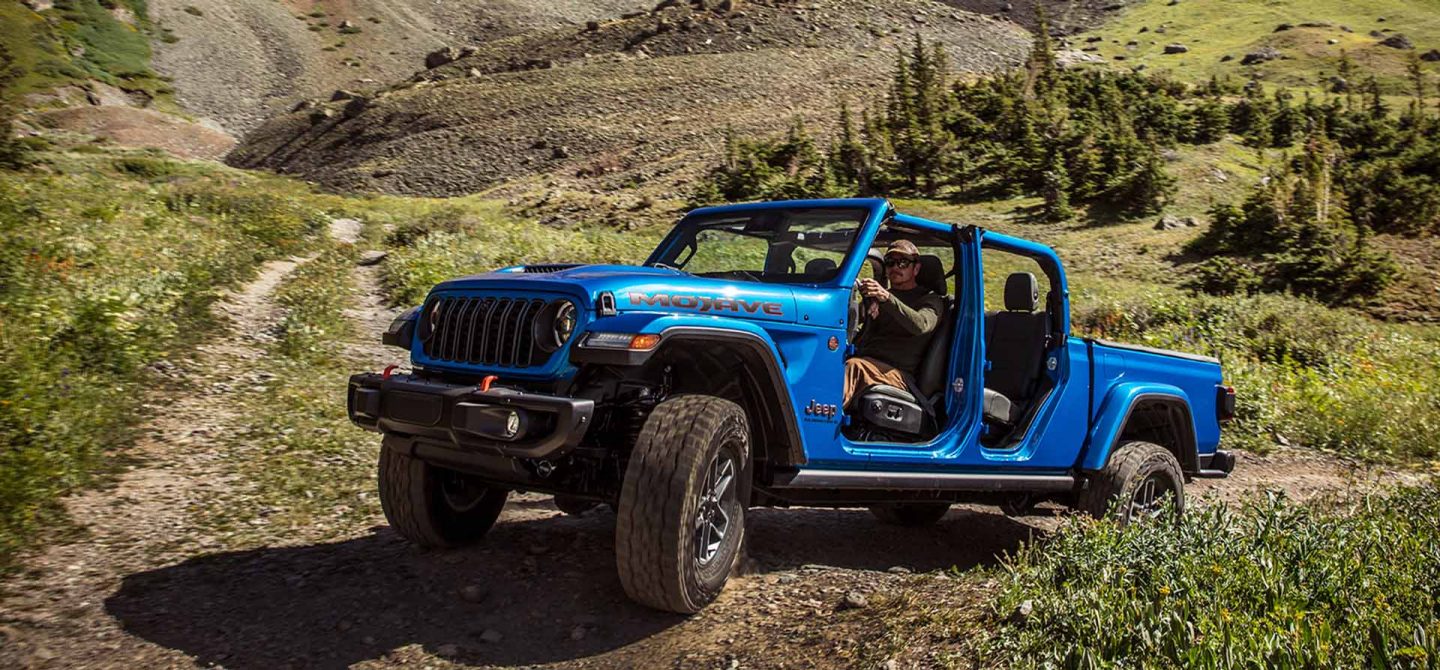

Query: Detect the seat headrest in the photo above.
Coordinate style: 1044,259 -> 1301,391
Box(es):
1004,272 -> 1038,312
804,257 -> 837,279
917,255 -> 946,297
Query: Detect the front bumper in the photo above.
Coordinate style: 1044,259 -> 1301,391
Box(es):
346,372 -> 594,460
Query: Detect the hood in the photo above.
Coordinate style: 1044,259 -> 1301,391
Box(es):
432,264 -> 801,324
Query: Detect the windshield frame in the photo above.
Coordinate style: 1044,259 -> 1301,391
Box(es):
644,200 -> 890,287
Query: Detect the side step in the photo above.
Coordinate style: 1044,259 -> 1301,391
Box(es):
772,468 -> 1077,493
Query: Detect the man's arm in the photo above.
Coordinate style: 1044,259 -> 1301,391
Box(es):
879,293 -> 942,335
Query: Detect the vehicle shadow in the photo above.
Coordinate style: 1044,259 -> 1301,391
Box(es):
106,503 -> 1045,668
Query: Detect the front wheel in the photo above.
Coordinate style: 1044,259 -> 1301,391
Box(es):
1077,440 -> 1185,524
615,395 -> 750,614
377,441 -> 509,548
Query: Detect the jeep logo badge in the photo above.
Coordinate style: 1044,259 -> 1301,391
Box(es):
804,399 -> 838,420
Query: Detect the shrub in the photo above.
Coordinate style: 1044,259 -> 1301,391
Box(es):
1073,291 -> 1440,461
988,486 -> 1440,668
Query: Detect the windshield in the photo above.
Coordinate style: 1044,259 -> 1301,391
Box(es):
647,207 -> 865,284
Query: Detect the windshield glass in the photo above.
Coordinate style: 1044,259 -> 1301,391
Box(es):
647,207 -> 865,284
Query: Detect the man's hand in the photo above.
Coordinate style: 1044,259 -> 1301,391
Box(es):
857,278 -> 891,304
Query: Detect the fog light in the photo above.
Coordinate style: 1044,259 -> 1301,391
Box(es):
502,410 -> 521,438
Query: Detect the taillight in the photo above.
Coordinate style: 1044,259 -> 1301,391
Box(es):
1217,385 -> 1236,422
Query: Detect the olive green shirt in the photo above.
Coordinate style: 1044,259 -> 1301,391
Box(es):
855,286 -> 944,373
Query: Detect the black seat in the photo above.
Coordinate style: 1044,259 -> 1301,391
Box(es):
858,255 -> 951,435
983,272 -> 1050,425
804,257 -> 838,281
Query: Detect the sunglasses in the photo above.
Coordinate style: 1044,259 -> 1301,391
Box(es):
883,258 -> 916,269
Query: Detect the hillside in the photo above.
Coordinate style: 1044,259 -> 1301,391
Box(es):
1072,0 -> 1440,95
147,0 -> 656,135
228,0 -> 1030,201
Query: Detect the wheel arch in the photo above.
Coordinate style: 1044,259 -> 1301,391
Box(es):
647,328 -> 806,468
1081,386 -> 1200,474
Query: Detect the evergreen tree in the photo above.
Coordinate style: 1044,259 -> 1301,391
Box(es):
1040,148 -> 1073,221
0,43 -> 26,171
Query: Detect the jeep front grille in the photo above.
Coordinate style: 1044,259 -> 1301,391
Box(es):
420,296 -> 549,367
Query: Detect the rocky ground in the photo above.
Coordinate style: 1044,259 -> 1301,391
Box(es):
148,0 -> 656,136
227,0 -> 1032,205
0,218 -> 1418,669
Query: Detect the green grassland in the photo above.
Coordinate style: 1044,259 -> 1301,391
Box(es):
0,148 -> 328,566
1076,0 -> 1440,97
1,0 -> 174,104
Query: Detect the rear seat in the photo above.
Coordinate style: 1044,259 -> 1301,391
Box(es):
983,272 -> 1049,425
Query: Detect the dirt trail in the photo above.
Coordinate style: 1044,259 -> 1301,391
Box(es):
0,231 -> 1422,668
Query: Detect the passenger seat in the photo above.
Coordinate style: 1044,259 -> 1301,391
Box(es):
983,272 -> 1049,425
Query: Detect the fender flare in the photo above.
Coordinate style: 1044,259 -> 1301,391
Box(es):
570,317 -> 806,466
1080,384 -> 1200,473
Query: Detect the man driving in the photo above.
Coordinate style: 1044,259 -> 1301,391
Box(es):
844,240 -> 945,408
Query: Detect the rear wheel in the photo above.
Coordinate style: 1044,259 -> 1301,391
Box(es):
1078,440 -> 1185,524
869,502 -> 951,527
378,441 -> 508,548
615,395 -> 750,614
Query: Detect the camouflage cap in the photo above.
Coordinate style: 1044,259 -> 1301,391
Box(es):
884,239 -> 920,259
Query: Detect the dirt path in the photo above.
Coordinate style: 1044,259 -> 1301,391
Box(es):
0,229 -> 1422,669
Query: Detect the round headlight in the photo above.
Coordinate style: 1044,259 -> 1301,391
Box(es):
534,300 -> 577,352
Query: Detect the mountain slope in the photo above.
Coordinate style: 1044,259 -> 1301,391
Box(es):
228,0 -> 1030,200
148,0 -> 655,134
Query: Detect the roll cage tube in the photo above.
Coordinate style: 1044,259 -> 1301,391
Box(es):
644,199 -> 893,287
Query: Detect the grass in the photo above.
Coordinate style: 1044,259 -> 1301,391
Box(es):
0,149 -> 328,568
1,0 -> 174,104
189,244 -> 388,547
854,486 -> 1440,668
1076,0 -> 1440,97
373,198 -> 660,306
985,486 -> 1440,668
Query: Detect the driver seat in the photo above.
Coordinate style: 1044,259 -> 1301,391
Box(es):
857,255 -> 951,436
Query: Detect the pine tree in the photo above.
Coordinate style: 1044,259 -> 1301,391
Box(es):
1040,148 -> 1073,221
832,101 -> 868,193
1405,51 -> 1427,119
0,43 -> 26,171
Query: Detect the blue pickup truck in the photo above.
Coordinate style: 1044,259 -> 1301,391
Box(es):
348,198 -> 1235,613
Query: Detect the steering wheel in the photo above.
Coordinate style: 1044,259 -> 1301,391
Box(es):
848,251 -> 889,344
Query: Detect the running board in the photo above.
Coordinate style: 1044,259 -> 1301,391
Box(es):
772,469 -> 1077,493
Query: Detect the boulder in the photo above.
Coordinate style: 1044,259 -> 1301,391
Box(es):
425,46 -> 459,69
330,89 -> 358,101
1241,46 -> 1282,65
341,96 -> 369,119
1380,34 -> 1414,49
1273,23 -> 1294,32
585,20 -> 601,31
1422,49 -> 1440,62
1163,43 -> 1189,54
1328,76 -> 1349,92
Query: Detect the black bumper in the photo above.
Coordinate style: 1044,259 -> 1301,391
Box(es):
347,373 -> 594,460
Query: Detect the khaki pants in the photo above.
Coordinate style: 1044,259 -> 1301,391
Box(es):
843,357 -> 908,409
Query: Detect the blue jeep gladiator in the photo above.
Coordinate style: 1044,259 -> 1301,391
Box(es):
348,198 -> 1235,613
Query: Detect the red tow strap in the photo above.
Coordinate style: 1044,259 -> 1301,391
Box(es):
479,375 -> 498,392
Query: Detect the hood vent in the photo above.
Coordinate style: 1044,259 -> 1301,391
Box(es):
522,264 -> 582,274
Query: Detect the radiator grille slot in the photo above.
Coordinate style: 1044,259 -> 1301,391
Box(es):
421,296 -> 551,367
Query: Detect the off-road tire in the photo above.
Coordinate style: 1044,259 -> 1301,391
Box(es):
553,495 -> 599,516
378,442 -> 508,548
1078,440 -> 1185,524
869,502 -> 951,526
615,395 -> 750,614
